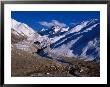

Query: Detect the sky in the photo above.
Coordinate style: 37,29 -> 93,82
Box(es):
11,11 -> 100,31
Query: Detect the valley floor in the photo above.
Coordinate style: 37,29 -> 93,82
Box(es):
11,48 -> 100,77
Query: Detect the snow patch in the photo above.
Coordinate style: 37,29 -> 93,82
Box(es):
69,21 -> 89,33
80,38 -> 100,61
48,36 -> 83,58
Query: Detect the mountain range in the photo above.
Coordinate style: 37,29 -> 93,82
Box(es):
11,18 -> 100,62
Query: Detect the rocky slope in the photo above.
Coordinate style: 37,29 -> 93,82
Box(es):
11,19 -> 100,77
11,46 -> 99,77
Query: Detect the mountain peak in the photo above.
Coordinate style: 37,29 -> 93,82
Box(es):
11,19 -> 36,37
11,18 -> 100,62
51,25 -> 61,33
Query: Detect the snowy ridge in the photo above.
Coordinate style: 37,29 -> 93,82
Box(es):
11,19 -> 46,42
11,18 -> 100,62
11,19 -> 51,52
39,19 -> 100,62
48,36 -> 83,58
11,19 -> 36,38
69,21 -> 89,33
80,38 -> 100,61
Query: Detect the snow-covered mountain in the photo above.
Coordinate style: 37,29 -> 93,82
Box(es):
39,19 -> 100,62
11,19 -> 40,41
11,19 -> 41,52
11,18 -> 100,62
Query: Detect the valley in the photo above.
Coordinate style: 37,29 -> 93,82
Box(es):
11,47 -> 99,77
11,18 -> 100,77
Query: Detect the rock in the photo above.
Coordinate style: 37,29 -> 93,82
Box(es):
68,65 -> 80,76
47,73 -> 50,75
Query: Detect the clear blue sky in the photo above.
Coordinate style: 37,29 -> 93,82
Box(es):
11,11 -> 100,31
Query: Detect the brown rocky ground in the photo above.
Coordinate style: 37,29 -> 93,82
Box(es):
62,57 -> 100,77
11,48 -> 72,77
11,47 -> 100,77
